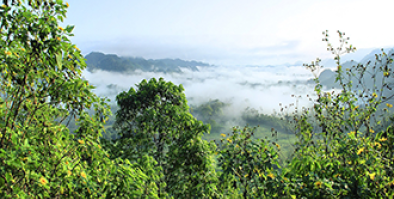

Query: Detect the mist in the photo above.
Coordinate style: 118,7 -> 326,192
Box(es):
81,64 -> 318,117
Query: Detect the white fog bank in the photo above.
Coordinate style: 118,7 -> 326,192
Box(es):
82,65 -> 318,116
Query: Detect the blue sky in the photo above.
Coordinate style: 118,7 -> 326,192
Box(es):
63,0 -> 394,66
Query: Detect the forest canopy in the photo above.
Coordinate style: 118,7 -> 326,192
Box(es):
1,1 -> 394,198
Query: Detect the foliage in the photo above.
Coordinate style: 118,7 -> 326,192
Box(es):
214,125 -> 288,198
3,0 -> 394,197
0,0 -> 157,198
190,99 -> 231,134
241,107 -> 293,134
281,30 -> 394,198
104,77 -> 219,198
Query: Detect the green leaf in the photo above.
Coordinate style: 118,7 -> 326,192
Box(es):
56,53 -> 62,70
65,25 -> 75,33
5,172 -> 12,183
0,176 -> 5,188
11,133 -> 17,145
24,139 -> 29,147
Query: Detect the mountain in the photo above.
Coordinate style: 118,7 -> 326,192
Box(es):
84,52 -> 211,73
318,47 -> 394,69
313,48 -> 394,96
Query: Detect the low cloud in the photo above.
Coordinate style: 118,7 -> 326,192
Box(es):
82,64 -> 317,116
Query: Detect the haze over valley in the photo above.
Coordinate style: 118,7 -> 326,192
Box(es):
76,47 -> 394,145
83,52 -> 316,117
82,46 -> 394,115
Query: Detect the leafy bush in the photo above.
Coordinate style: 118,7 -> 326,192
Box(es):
215,126 -> 286,198
0,1 -> 157,198
281,30 -> 394,198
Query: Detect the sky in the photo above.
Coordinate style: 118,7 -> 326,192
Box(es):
63,0 -> 394,66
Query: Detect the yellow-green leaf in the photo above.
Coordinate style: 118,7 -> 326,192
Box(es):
56,53 -> 62,70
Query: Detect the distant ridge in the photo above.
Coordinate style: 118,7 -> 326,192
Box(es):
85,52 -> 211,73
311,48 -> 394,91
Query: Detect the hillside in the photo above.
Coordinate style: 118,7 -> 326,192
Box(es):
85,52 -> 211,73
311,48 -> 394,91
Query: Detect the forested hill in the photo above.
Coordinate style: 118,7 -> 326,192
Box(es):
312,47 -> 394,89
85,52 -> 211,73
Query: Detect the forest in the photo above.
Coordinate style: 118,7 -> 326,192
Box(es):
84,52 -> 211,74
1,1 -> 394,198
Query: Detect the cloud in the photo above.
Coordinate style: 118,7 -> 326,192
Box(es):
82,64 -> 317,117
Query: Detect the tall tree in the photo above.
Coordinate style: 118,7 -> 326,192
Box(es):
0,0 -> 157,198
109,77 -> 220,198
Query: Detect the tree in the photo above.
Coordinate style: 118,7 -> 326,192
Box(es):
107,77 -> 220,198
0,0 -> 157,198
282,30 -> 394,198
215,125 -> 285,198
